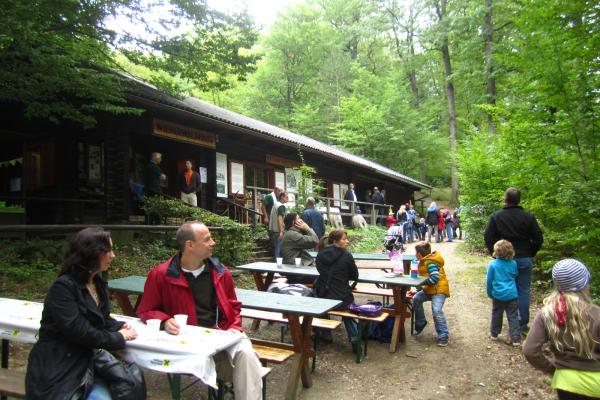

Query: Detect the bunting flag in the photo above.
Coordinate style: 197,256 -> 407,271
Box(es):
0,158 -> 23,168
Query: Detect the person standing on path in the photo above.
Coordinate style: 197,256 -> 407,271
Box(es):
486,240 -> 520,346
179,160 -> 201,206
523,259 -> 600,399
301,197 -> 325,239
425,202 -> 440,243
484,187 -> 544,334
269,191 -> 288,258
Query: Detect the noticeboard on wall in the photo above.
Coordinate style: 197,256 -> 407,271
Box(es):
275,171 -> 285,190
216,152 -> 228,198
332,183 -> 341,207
230,161 -> 244,195
340,183 -> 349,209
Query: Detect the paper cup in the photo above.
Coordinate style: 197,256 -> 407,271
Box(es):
146,319 -> 161,332
294,257 -> 302,267
276,257 -> 283,267
174,314 -> 188,331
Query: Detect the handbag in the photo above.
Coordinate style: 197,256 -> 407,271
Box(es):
93,349 -> 147,400
348,301 -> 384,317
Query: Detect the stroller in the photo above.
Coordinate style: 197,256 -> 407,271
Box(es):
383,223 -> 406,253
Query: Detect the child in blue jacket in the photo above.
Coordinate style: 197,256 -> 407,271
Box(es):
486,239 -> 520,346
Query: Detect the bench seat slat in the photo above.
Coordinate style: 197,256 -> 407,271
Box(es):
0,369 -> 26,398
328,310 -> 390,322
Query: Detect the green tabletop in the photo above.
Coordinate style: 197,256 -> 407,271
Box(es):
108,276 -> 342,316
236,288 -> 341,316
235,262 -> 428,287
108,275 -> 147,295
308,251 -> 415,261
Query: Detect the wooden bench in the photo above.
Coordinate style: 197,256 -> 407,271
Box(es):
0,368 -> 25,399
242,308 -> 340,371
353,286 -> 393,305
328,310 -> 390,363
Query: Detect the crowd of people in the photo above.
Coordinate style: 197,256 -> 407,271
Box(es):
22,181 -> 599,399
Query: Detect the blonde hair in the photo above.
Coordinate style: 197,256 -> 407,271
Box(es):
539,290 -> 597,359
492,239 -> 515,259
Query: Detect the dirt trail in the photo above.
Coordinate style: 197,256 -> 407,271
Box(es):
287,240 -> 554,400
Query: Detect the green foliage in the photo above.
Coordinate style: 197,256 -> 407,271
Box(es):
288,149 -> 326,213
346,225 -> 387,253
0,0 -> 259,124
140,197 -> 255,267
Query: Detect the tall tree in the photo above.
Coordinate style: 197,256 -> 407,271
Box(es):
0,0 -> 258,124
431,0 -> 459,204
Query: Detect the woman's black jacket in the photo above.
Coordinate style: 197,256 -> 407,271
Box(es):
25,274 -> 126,400
314,245 -> 359,309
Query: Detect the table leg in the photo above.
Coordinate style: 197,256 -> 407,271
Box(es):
111,292 -> 137,317
285,315 -> 313,400
388,286 -> 408,353
1,339 -> 8,400
251,272 -> 274,330
167,373 -> 182,400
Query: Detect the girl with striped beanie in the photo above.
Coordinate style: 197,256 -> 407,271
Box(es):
523,259 -> 600,399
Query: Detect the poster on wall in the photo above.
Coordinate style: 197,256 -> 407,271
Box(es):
284,168 -> 300,193
88,145 -> 103,185
216,152 -> 228,198
275,171 -> 285,190
199,167 -> 207,184
332,183 -> 341,207
230,161 -> 244,195
340,183 -> 349,209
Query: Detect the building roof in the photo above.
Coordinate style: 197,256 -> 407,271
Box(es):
126,78 -> 431,190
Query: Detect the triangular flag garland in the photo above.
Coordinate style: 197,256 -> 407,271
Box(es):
0,158 -> 23,168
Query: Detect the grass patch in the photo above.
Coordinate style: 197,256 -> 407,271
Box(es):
345,225 -> 387,253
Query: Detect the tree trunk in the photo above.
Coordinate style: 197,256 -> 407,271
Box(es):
435,0 -> 459,205
484,0 -> 497,134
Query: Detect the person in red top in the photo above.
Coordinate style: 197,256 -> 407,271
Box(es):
136,221 -> 262,400
179,160 -> 201,206
438,208 -> 447,242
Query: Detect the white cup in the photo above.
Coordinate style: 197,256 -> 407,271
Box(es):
276,257 -> 283,267
146,319 -> 161,332
174,314 -> 188,332
295,257 -> 302,267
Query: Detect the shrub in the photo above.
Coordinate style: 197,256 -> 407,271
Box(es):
140,197 -> 255,266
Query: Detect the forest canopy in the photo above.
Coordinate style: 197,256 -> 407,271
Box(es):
1,0 -> 598,297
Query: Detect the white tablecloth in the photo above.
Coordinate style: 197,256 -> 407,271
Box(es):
0,297 -> 243,388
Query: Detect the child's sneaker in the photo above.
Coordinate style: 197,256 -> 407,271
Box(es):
489,333 -> 499,341
437,338 -> 449,347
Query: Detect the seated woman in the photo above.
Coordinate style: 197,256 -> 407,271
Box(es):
26,227 -> 138,400
314,229 -> 358,345
280,213 -> 319,284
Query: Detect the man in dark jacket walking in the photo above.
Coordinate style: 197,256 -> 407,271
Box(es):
484,187 -> 543,334
371,186 -> 385,225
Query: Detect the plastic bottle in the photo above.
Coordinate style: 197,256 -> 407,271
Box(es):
410,257 -> 419,278
391,251 -> 403,275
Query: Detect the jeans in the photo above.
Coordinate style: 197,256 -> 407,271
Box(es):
490,298 -> 520,340
413,291 -> 449,340
427,225 -> 439,242
343,318 -> 358,342
446,222 -> 454,241
270,232 -> 282,258
515,257 -> 533,332
404,222 -> 414,242
86,380 -> 111,400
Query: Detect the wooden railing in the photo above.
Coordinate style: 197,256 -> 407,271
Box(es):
215,195 -> 262,226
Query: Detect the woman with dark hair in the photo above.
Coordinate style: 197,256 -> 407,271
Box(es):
26,228 -> 138,400
314,229 -> 358,345
280,213 -> 319,284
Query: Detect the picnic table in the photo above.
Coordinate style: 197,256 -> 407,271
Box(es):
107,277 -> 341,400
308,251 -> 416,273
235,261 -> 427,353
0,297 -> 243,400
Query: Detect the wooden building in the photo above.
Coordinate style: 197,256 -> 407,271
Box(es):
0,77 -> 431,224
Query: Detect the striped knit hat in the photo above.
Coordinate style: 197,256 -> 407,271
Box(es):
552,259 -> 591,292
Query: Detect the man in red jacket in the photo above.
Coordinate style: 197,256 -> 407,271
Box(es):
137,221 -> 262,400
